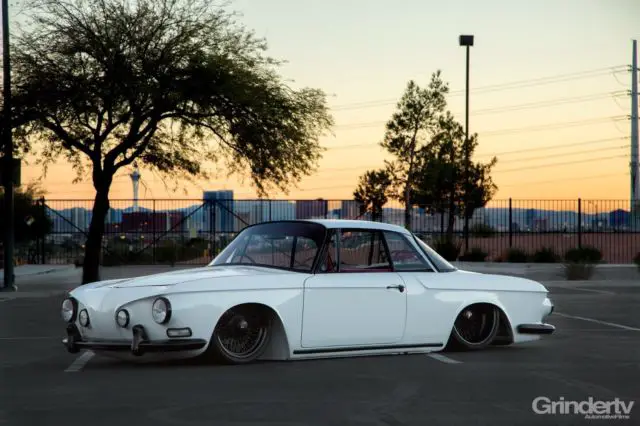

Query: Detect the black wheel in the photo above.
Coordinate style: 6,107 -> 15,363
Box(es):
446,304 -> 500,351
206,306 -> 272,364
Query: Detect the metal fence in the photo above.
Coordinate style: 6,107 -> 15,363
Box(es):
3,198 -> 640,265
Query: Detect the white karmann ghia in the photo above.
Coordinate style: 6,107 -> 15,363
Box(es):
61,219 -> 555,364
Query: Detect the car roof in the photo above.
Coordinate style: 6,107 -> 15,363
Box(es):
303,219 -> 411,234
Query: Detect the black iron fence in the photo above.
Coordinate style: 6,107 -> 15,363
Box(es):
2,198 -> 640,265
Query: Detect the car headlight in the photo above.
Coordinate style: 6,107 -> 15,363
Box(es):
151,297 -> 172,324
116,309 -> 130,328
78,309 -> 90,327
61,298 -> 78,323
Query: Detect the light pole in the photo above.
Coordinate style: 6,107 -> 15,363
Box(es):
459,34 -> 474,254
1,0 -> 15,291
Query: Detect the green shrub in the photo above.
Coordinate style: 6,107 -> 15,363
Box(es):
470,223 -> 496,238
564,263 -> 595,280
633,252 -> 640,271
506,248 -> 528,263
459,247 -> 488,262
532,247 -> 559,263
433,238 -> 461,261
562,246 -> 602,280
564,246 -> 602,264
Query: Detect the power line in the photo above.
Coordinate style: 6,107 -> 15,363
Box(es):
465,91 -> 623,116
496,154 -> 626,174
331,65 -> 628,111
335,114 -> 627,135
324,135 -> 628,152
334,91 -> 626,129
481,115 -> 627,137
474,136 -> 629,157
291,167 -> 628,193
499,173 -> 626,188
314,144 -> 630,175
491,144 -> 629,165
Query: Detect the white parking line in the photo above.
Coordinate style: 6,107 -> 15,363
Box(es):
572,287 -> 616,295
0,336 -> 59,340
64,350 -> 95,372
427,353 -> 462,364
554,312 -> 640,331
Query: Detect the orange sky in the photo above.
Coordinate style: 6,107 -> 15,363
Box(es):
16,0 -> 640,202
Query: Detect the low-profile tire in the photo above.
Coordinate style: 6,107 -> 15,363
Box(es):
446,304 -> 500,351
205,305 -> 272,365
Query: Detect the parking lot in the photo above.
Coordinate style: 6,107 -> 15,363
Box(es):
1,275 -> 639,426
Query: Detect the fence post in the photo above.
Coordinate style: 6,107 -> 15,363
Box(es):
508,198 -> 513,248
152,200 -> 156,264
577,198 -> 582,249
40,197 -> 46,264
269,200 -> 272,221
211,201 -> 217,257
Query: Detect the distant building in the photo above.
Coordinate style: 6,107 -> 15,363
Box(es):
203,190 -> 234,232
532,218 -> 548,232
268,201 -> 296,221
121,211 -> 184,233
296,199 -> 327,219
340,201 -> 360,219
609,209 -> 629,228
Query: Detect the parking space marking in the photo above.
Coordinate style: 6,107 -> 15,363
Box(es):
64,350 -> 94,372
0,336 -> 59,340
555,312 -> 640,331
427,353 -> 462,364
572,287 -> 616,295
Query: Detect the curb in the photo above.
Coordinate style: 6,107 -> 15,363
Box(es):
0,290 -> 69,301
1,265 -> 74,281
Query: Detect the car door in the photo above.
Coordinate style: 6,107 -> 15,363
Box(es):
301,229 -> 407,348
382,231 -> 448,343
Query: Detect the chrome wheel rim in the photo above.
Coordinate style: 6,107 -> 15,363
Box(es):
453,306 -> 498,346
216,310 -> 268,359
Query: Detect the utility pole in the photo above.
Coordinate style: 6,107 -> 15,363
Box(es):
630,39 -> 639,223
459,34 -> 474,253
1,0 -> 15,291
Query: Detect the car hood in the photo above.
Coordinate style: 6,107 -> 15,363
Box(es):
82,265 -> 294,290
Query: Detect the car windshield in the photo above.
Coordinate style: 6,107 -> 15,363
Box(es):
412,235 -> 457,272
209,222 -> 327,273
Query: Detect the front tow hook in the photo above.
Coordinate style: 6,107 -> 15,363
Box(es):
131,325 -> 148,356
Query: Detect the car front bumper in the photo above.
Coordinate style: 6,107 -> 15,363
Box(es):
516,323 -> 556,335
63,324 -> 207,356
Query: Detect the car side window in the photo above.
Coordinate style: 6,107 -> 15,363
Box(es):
339,230 -> 391,272
383,231 -> 434,272
317,231 -> 338,273
292,237 -> 319,270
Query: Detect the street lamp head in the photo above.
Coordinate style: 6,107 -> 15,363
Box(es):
459,34 -> 474,47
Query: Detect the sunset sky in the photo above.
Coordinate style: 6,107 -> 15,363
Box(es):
16,0 -> 640,202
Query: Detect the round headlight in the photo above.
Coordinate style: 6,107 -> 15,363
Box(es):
116,309 -> 130,328
78,309 -> 90,327
151,297 -> 171,324
61,298 -> 77,323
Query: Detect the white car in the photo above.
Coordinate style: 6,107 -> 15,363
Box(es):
61,219 -> 555,364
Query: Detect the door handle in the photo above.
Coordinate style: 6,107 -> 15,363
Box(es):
386,284 -> 405,293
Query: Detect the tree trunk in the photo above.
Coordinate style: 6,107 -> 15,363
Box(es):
404,184 -> 411,231
446,195 -> 456,242
82,189 -> 110,284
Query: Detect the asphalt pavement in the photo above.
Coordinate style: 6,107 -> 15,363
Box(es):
0,267 -> 639,426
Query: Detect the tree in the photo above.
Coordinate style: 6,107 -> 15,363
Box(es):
412,112 -> 497,241
12,0 -> 333,283
0,183 -> 52,245
381,73 -> 448,230
353,169 -> 392,221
